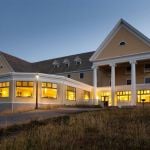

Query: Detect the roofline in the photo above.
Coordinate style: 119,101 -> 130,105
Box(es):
33,50 -> 95,64
90,18 -> 150,62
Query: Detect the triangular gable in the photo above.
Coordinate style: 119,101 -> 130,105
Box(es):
90,19 -> 150,62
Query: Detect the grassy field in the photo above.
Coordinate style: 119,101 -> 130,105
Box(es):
0,108 -> 150,150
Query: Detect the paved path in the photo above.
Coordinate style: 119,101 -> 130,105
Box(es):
0,107 -> 100,128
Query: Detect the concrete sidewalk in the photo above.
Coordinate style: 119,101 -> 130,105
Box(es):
0,107 -> 100,128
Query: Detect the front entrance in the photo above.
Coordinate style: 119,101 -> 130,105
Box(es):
101,96 -> 109,107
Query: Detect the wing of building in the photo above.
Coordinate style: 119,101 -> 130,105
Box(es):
0,18 -> 150,113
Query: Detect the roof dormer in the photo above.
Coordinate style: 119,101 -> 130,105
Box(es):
52,60 -> 59,68
63,58 -> 70,67
74,56 -> 82,65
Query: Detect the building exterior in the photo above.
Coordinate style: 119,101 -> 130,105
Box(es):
0,19 -> 150,113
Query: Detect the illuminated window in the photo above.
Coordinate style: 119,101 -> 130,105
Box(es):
117,91 -> 131,102
66,86 -> 76,101
0,81 -> 9,98
16,81 -> 33,97
42,82 -> 57,99
137,90 -> 150,103
84,91 -> 90,100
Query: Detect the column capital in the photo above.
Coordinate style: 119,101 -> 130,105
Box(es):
129,60 -> 137,64
109,63 -> 116,67
92,65 -> 98,69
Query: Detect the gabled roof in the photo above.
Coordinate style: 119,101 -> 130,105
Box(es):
32,51 -> 94,74
0,51 -> 33,72
90,18 -> 150,62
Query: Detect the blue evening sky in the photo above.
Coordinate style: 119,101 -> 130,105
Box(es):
0,0 -> 150,62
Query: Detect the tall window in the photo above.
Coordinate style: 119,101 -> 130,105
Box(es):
117,91 -> 131,102
84,90 -> 90,100
66,86 -> 76,100
16,81 -> 33,97
42,82 -> 57,99
0,82 -> 9,98
80,73 -> 84,79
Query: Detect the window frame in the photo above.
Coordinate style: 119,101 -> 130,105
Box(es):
66,86 -> 76,101
16,81 -> 34,98
0,81 -> 10,98
41,82 -> 58,99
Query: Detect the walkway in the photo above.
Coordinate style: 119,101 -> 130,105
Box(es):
0,107 -> 100,128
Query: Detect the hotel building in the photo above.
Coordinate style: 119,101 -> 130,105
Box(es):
0,19 -> 150,112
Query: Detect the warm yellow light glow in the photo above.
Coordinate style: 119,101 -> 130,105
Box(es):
16,87 -> 33,97
0,88 -> 9,97
137,90 -> 150,103
66,86 -> 76,101
42,88 -> 57,99
0,82 -> 10,98
41,82 -> 58,99
117,91 -> 131,102
84,91 -> 90,100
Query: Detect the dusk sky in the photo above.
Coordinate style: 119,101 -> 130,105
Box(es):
0,0 -> 150,62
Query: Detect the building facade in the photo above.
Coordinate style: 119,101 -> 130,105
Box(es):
0,19 -> 150,112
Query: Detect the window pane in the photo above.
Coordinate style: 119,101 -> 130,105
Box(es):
145,78 -> 150,84
84,91 -> 90,100
42,88 -> 57,99
42,82 -> 46,87
66,86 -> 76,100
0,87 -> 9,97
52,83 -> 57,89
16,87 -> 33,97
47,82 -> 52,88
22,82 -> 27,86
28,82 -> 34,87
16,81 -> 21,86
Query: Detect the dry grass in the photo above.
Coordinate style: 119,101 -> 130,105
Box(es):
0,108 -> 150,150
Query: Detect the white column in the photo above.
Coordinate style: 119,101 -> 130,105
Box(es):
93,66 -> 98,104
110,63 -> 116,106
130,60 -> 136,106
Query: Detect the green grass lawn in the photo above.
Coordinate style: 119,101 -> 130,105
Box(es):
0,108 -> 150,150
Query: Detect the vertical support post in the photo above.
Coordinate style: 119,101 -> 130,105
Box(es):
130,60 -> 136,106
11,77 -> 15,113
93,66 -> 98,104
35,74 -> 39,109
110,63 -> 116,106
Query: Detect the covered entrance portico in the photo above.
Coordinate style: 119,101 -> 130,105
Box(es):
92,52 -> 150,106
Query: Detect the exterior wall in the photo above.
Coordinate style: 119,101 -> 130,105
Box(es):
59,70 -> 93,86
0,54 -> 13,74
96,26 -> 150,60
0,73 -> 93,113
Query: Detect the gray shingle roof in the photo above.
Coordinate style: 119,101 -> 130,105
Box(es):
0,51 -> 33,72
32,51 -> 94,74
0,51 -> 94,74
